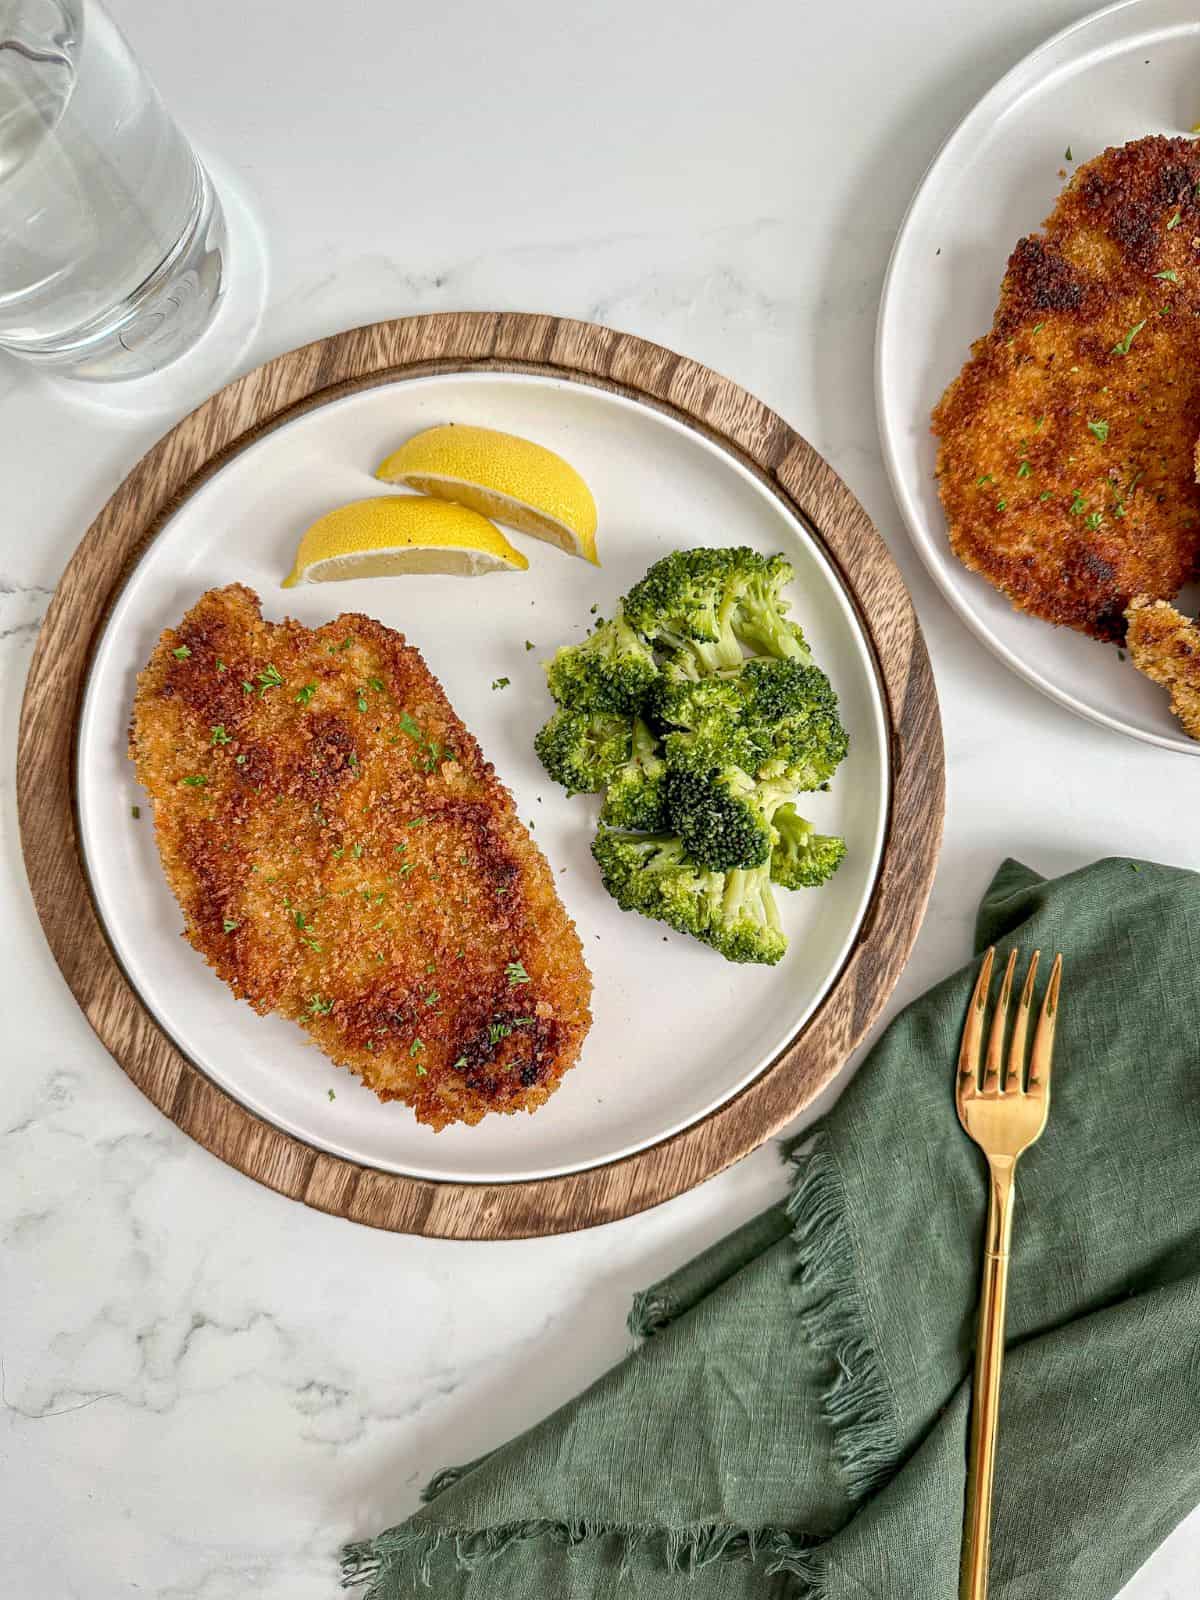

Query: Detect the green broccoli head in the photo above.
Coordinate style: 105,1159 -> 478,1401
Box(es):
590,831 -> 785,965
726,552 -> 813,662
591,830 -> 726,940
647,674 -> 743,737
770,803 -> 847,889
735,657 -> 849,789
544,604 -> 659,713
713,864 -> 788,964
661,735 -> 789,870
534,707 -> 631,795
623,547 -> 750,675
599,717 -> 668,830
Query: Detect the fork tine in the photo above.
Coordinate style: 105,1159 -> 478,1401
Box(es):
1027,953 -> 1063,1098
1006,950 -> 1039,1092
983,949 -> 1018,1091
957,947 -> 994,1105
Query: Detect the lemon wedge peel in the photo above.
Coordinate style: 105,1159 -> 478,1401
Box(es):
282,497 -> 528,587
375,425 -> 599,566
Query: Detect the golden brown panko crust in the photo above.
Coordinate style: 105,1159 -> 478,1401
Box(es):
932,136 -> 1200,641
129,585 -> 592,1129
1126,594 -> 1200,739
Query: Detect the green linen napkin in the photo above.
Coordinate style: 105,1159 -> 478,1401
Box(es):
344,858 -> 1200,1598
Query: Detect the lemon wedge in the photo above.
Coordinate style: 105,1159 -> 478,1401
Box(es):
282,497 -> 528,586
375,424 -> 599,564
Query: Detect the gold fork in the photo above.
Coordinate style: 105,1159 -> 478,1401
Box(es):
956,946 -> 1063,1600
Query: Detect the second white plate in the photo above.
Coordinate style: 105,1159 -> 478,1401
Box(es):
877,0 -> 1200,754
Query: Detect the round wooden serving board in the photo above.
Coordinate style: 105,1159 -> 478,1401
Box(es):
18,312 -> 944,1238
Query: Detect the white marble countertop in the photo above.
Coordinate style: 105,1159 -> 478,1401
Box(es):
3,1 -> 1198,1594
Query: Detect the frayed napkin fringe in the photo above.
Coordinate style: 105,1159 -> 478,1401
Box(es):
626,1287 -> 674,1338
342,1519 -> 824,1593
785,1134 -> 901,1502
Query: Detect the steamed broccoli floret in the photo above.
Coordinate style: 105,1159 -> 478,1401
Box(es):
647,674 -> 743,737
771,804 -> 847,889
599,717 -> 668,830
661,734 -> 792,870
623,547 -> 749,675
592,830 -> 726,941
590,831 -> 785,965
716,864 -> 787,965
726,552 -> 812,662
734,657 -> 849,789
544,604 -> 659,712
535,707 -> 631,795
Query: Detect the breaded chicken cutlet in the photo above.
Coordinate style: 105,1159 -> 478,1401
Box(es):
129,585 -> 592,1130
1126,595 -> 1200,739
933,136 -> 1200,641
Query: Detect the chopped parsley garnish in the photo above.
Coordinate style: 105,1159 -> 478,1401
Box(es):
995,499 -> 1007,512
491,677 -> 510,691
222,918 -> 239,933
452,1056 -> 467,1070
512,1017 -> 533,1027
216,658 -> 226,673
1085,511 -> 1103,531
1031,322 -> 1044,333
303,938 -> 323,953
1167,209 -> 1181,230
352,843 -> 364,859
589,603 -> 599,615
131,804 -> 140,819
181,775 -> 207,787
506,960 -> 530,987
356,689 -> 368,712
347,752 -> 359,771
368,677 -> 384,692
295,683 -> 316,706
1155,269 -> 1179,282
1069,491 -> 1087,515
331,845 -> 344,858
1034,415 -> 1046,429
307,994 -> 333,1015
1038,491 -> 1052,502
398,712 -> 422,741
524,640 -> 535,651
488,1021 -> 512,1045
255,663 -> 284,695
409,1038 -> 425,1056
1087,419 -> 1109,443
211,724 -> 231,745
172,644 -> 191,659
415,1062 -> 428,1077
424,990 -> 439,1006
1064,146 -> 1072,162
975,474 -> 992,486
1016,460 -> 1031,478
1111,319 -> 1146,355
235,754 -> 247,766
242,681 -> 254,694
293,909 -> 308,928
328,1088 -> 336,1100
407,816 -> 428,828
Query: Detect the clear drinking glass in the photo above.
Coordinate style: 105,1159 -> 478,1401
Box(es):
0,0 -> 226,379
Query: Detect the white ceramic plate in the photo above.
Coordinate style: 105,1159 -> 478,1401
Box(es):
77,371 -> 888,1184
877,0 -> 1200,754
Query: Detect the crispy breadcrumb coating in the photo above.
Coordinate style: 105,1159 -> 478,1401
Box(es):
933,136 -> 1200,641
1126,594 -> 1200,739
129,585 -> 592,1129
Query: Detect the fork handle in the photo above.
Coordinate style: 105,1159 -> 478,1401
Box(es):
959,1157 -> 1017,1600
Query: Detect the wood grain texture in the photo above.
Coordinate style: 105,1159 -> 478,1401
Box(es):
17,312 -> 944,1238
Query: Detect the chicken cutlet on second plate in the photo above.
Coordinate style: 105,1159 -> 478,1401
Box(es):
932,135 -> 1200,641
129,585 -> 592,1131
